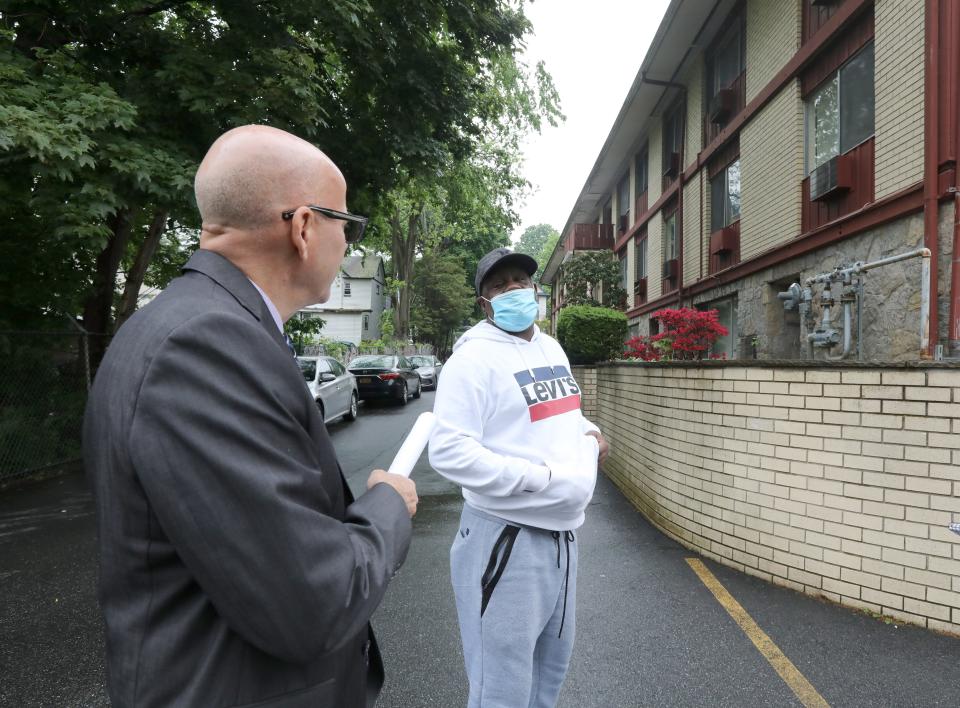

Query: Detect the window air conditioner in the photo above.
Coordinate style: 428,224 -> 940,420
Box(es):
662,152 -> 681,179
662,258 -> 679,280
635,277 -> 648,299
809,152 -> 854,201
709,225 -> 739,255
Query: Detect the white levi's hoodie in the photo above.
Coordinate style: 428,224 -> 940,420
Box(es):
428,320 -> 601,531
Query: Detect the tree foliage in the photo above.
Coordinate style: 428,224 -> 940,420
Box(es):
623,308 -> 729,361
284,315 -> 326,354
514,223 -> 559,284
0,1 -> 560,363
410,251 -> 476,358
559,252 -> 626,309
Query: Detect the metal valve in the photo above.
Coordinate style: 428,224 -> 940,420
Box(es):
777,282 -> 802,311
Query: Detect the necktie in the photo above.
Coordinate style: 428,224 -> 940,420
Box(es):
284,334 -> 297,357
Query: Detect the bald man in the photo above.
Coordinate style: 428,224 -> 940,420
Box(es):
83,126 -> 417,708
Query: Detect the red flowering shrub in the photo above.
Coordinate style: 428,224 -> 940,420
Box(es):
623,307 -> 729,361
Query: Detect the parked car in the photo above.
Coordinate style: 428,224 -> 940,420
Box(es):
347,354 -> 422,405
408,355 -> 442,390
297,355 -> 359,424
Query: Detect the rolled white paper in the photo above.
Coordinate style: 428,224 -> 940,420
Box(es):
387,412 -> 437,478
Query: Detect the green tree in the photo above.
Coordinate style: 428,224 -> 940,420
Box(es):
514,223 -> 559,284
515,223 -> 556,260
410,252 -> 476,357
284,315 -> 325,353
560,252 -> 626,310
0,1 -> 559,364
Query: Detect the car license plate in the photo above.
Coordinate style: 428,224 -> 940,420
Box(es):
358,377 -> 372,384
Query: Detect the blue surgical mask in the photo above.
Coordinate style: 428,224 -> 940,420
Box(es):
483,288 -> 539,332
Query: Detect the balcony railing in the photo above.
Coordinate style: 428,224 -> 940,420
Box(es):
565,223 -> 615,252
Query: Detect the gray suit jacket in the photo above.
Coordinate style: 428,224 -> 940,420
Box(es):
83,250 -> 411,707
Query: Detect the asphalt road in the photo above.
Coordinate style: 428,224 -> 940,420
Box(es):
2,390 -> 959,707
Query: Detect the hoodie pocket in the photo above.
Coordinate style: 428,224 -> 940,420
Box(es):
541,435 -> 599,511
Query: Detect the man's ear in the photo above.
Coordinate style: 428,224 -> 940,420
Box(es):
287,207 -> 311,261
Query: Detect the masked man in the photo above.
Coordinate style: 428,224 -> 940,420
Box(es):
429,247 -> 609,708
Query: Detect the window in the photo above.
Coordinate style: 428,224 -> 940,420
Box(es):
710,159 -> 741,232
634,233 -> 648,302
343,280 -> 352,296
602,199 -> 613,226
376,284 -> 380,295
635,236 -> 647,280
806,42 -> 875,173
708,25 -> 744,99
329,360 -> 345,376
634,149 -> 648,201
706,296 -> 738,359
663,211 -> 677,262
662,103 -> 684,179
362,313 -> 369,330
619,253 -> 628,290
617,174 -> 630,231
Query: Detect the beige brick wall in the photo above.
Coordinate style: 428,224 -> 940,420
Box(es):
874,0 -> 925,199
591,363 -> 960,633
682,174 -> 702,287
740,81 -> 804,260
647,212 -> 663,301
745,0 -> 801,103
683,58 -> 704,160
571,365 -> 597,419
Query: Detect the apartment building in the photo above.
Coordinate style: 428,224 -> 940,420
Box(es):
542,0 -> 960,362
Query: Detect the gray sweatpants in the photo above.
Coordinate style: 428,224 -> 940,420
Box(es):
450,503 -> 578,708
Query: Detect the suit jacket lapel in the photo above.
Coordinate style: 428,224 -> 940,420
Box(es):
182,249 -> 289,356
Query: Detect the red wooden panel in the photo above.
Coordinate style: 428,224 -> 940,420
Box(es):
801,9 -> 874,95
635,192 -> 648,222
803,0 -> 849,45
801,137 -> 875,231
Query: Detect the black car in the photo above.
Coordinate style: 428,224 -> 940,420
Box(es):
347,354 -> 422,405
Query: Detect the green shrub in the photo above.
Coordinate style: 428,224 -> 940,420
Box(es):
556,305 -> 628,364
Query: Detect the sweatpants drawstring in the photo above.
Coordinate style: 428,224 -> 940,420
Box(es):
557,530 -> 575,638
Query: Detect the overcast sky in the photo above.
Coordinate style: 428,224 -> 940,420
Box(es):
511,0 -> 672,243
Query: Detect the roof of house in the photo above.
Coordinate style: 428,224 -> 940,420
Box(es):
341,255 -> 384,279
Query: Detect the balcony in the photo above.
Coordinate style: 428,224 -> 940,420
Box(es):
564,223 -> 615,252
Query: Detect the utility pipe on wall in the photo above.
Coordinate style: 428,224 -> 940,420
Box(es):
803,247 -> 932,358
923,0 -> 940,357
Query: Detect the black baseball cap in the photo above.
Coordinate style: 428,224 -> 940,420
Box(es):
475,247 -> 538,294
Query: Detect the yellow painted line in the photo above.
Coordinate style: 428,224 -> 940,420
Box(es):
685,558 -> 830,708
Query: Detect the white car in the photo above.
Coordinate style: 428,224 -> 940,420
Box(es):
297,356 -> 359,424
408,354 -> 442,390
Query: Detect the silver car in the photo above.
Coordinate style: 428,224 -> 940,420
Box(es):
408,354 -> 442,390
297,356 -> 359,424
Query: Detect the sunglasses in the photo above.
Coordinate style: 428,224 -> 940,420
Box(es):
281,205 -> 368,244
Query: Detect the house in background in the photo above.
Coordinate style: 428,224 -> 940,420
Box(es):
543,0 -> 956,362
298,255 -> 389,345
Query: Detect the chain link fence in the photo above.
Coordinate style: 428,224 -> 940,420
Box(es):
0,327 -> 109,485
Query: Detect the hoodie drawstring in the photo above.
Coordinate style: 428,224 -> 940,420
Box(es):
513,333 -> 557,381
552,530 -> 575,638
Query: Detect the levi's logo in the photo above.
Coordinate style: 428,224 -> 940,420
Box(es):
513,366 -> 581,422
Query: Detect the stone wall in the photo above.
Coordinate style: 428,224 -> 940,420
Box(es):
630,204 -> 955,362
585,361 -> 960,635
